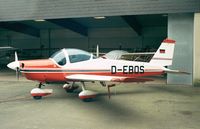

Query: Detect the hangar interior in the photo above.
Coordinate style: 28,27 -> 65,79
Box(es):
0,14 -> 168,84
0,13 -> 198,85
0,0 -> 199,86
0,15 -> 167,57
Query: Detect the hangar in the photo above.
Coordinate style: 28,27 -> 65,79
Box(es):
0,0 -> 200,129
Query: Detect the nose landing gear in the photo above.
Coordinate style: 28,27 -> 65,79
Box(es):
31,83 -> 53,100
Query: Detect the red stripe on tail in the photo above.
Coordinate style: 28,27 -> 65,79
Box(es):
163,38 -> 176,44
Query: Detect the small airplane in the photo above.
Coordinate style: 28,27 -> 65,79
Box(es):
7,38 -> 188,101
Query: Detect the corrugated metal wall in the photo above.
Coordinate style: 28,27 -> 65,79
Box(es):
0,0 -> 199,21
167,13 -> 194,85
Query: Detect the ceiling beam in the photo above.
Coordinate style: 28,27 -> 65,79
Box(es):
0,22 -> 40,37
47,19 -> 88,36
122,16 -> 142,36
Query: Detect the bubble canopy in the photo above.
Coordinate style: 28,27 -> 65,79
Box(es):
50,48 -> 95,66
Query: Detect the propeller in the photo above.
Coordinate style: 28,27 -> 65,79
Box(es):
14,52 -> 20,80
7,52 -> 20,80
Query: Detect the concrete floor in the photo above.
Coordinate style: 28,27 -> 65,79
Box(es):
0,69 -> 200,129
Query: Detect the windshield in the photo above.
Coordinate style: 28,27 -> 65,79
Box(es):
50,49 -> 95,64
50,50 -> 67,66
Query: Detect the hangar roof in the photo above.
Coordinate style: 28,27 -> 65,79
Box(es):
0,0 -> 199,22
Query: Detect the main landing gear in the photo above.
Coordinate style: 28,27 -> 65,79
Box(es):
63,82 -> 97,102
30,83 -> 53,100
78,82 -> 97,102
100,81 -> 116,99
63,82 -> 79,93
30,82 -> 110,102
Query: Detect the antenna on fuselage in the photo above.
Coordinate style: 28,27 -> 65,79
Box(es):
96,44 -> 99,57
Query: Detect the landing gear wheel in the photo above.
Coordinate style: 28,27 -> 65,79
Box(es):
31,88 -> 53,100
79,89 -> 97,102
82,98 -> 94,102
65,89 -> 74,93
33,96 -> 42,100
65,86 -> 79,93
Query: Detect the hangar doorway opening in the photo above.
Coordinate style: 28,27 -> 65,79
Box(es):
0,14 -> 167,84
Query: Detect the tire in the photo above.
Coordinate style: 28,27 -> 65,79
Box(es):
65,86 -> 79,93
33,96 -> 42,100
65,89 -> 74,93
82,98 -> 94,102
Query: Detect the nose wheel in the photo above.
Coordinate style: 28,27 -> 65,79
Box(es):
33,96 -> 42,100
31,83 -> 53,100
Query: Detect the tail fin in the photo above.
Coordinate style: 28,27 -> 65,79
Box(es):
149,38 -> 176,66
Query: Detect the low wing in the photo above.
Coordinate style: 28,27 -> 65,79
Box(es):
66,74 -> 153,82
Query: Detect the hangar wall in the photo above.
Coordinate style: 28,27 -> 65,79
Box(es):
167,13 -> 194,85
88,27 -> 166,52
0,26 -> 166,57
0,30 -> 40,49
0,0 -> 199,22
193,13 -> 200,86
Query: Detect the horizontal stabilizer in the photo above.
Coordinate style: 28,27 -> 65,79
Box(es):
164,69 -> 190,75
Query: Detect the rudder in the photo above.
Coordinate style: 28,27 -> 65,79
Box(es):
149,38 -> 176,66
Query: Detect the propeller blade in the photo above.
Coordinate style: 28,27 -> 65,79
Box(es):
15,52 -> 20,80
7,51 -> 21,80
15,51 -> 18,61
16,67 -> 20,80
